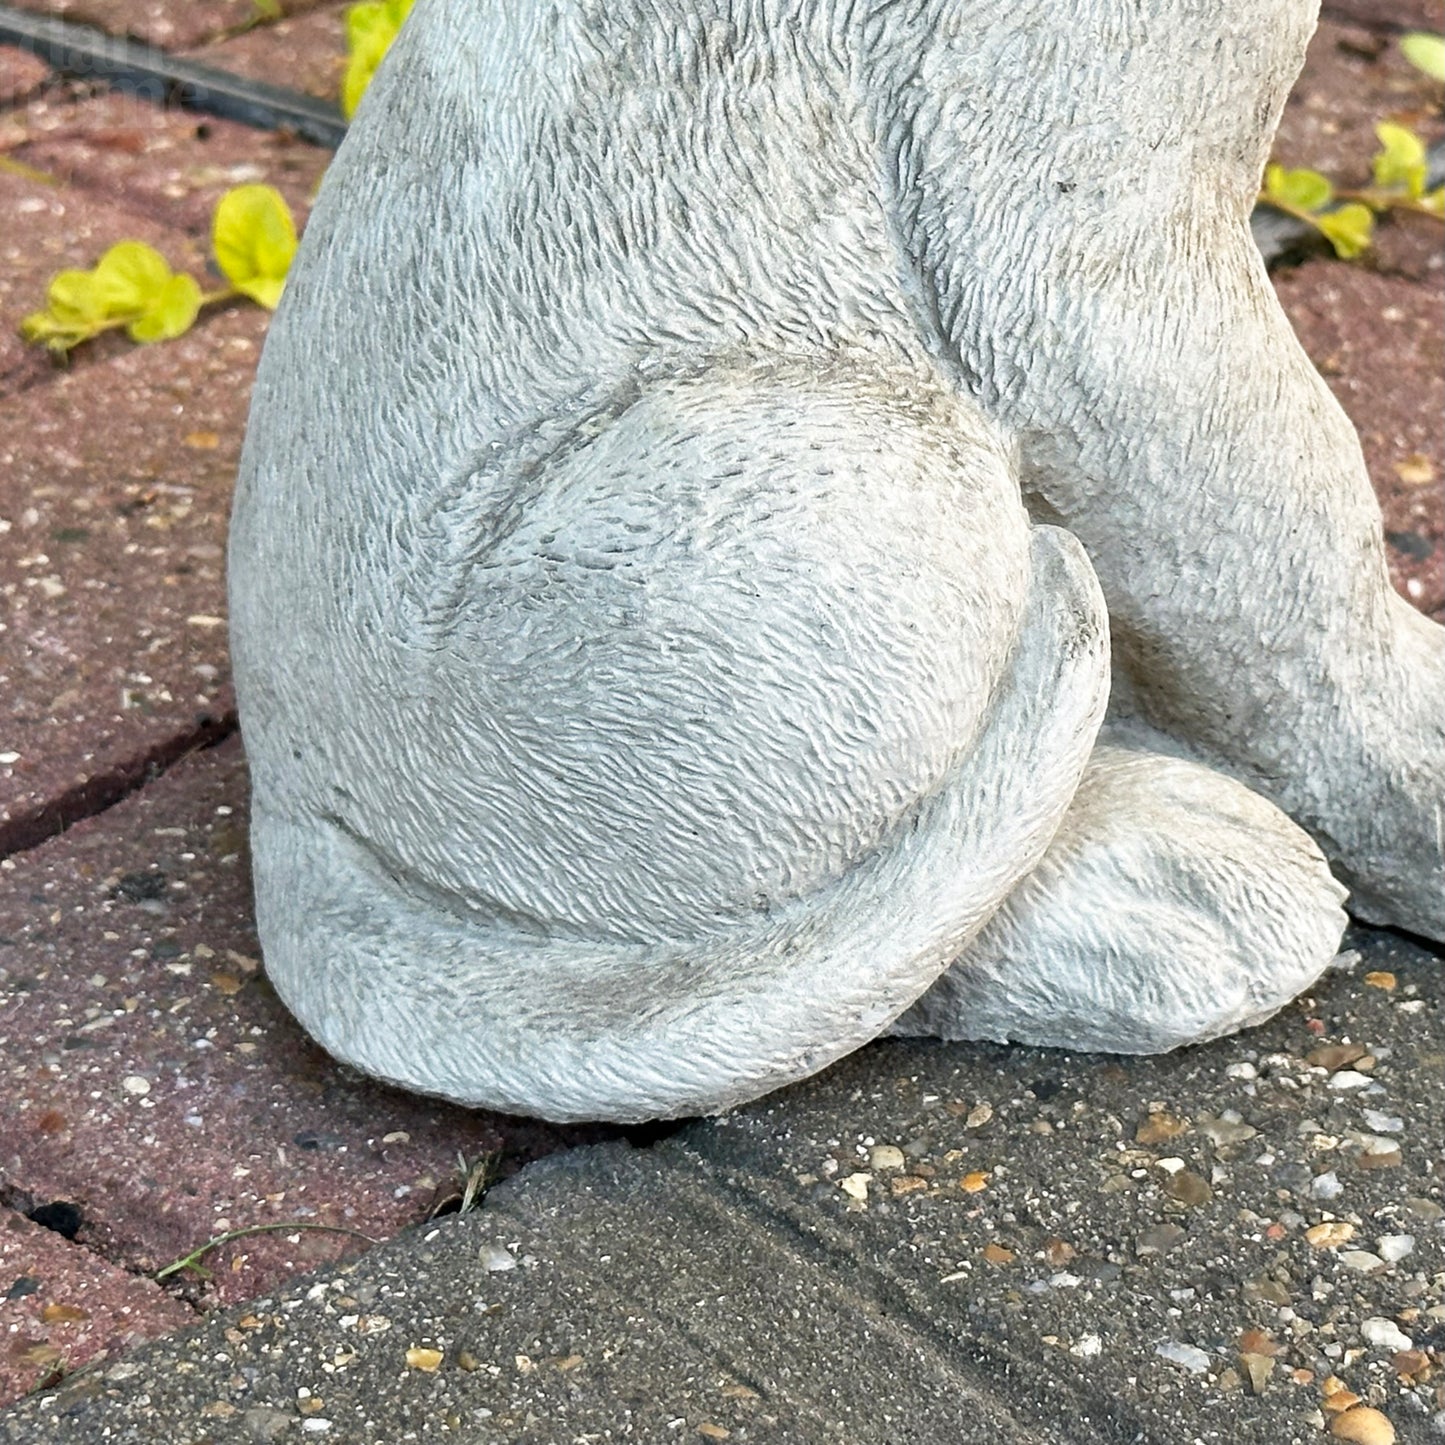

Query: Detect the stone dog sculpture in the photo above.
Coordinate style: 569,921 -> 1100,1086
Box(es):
229,0 -> 1444,1122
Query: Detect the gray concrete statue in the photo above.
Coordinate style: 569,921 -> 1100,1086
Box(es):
229,0 -> 1443,1122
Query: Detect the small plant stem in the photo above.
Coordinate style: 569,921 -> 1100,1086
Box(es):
1,155 -> 58,185
1336,186 -> 1445,220
154,1221 -> 380,1281
1256,194 -> 1327,230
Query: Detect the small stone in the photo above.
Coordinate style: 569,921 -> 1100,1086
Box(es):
1355,1149 -> 1401,1171
456,1351 -> 482,1372
1361,1110 -> 1403,1134
1311,1172 -> 1344,1200
1238,1329 -> 1281,1357
1164,1170 -> 1212,1207
479,1243 -> 517,1272
1339,1250 -> 1386,1274
1136,1111 -> 1188,1145
1329,1406 -> 1395,1444
965,1102 -> 993,1128
1136,1223 -> 1186,1256
697,1426 -> 730,1441
299,1423 -> 332,1437
1242,1277 -> 1292,1306
1361,1319 -> 1411,1353
1217,1367 -> 1242,1392
244,1408 -> 293,1444
1156,1340 -> 1211,1374
1394,453 -> 1435,485
1239,1352 -> 1275,1395
960,1171 -> 989,1193
889,1174 -> 928,1196
1391,1350 -> 1429,1380
1306,1222 -> 1355,1249
1070,1334 -> 1102,1358
1376,1234 -> 1414,1263
1404,1197 -> 1443,1223
839,1172 -> 871,1202
1363,972 -> 1396,991
1199,1113 -> 1257,1147
982,1243 -> 1015,1265
1307,1043 -> 1367,1071
1225,1061 -> 1257,1080
1328,1071 -> 1373,1091
405,1347 -> 444,1372
868,1144 -> 906,1171
121,1075 -> 151,1096
1043,1238 -> 1076,1267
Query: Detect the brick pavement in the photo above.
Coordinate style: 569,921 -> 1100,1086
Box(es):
0,0 -> 1442,1416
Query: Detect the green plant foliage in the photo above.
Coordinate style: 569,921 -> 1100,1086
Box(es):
1313,203 -> 1375,260
212,184 -> 298,309
1372,121 -> 1429,200
21,241 -> 201,354
1260,164 -> 1374,259
1263,164 -> 1334,212
341,0 -> 415,119
1400,32 -> 1445,82
21,184 -> 301,358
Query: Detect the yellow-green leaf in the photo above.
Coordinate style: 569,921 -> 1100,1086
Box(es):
127,273 -> 203,343
1264,164 -> 1333,213
341,0 -> 415,118
1372,122 -> 1428,200
44,268 -> 109,328
19,307 -> 91,352
91,240 -> 175,317
1400,32 -> 1445,82
212,184 -> 297,308
1315,203 -> 1374,259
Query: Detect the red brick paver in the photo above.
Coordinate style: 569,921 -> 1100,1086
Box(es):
0,738 -> 609,1315
5,85 -> 329,237
4,0 -> 333,51
1276,263 -> 1445,619
0,304 -> 260,855
0,43 -> 50,105
1,1210 -> 190,1405
188,1 -> 350,103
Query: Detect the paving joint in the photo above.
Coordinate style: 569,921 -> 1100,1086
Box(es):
0,705 -> 236,860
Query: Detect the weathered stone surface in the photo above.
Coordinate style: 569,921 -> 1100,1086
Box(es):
0,738 -> 614,1331
0,1208 -> 191,1406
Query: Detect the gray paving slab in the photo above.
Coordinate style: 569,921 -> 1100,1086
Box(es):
3,927 -> 1440,1443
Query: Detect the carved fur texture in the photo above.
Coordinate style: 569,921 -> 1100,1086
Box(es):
230,0 -> 1438,1121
